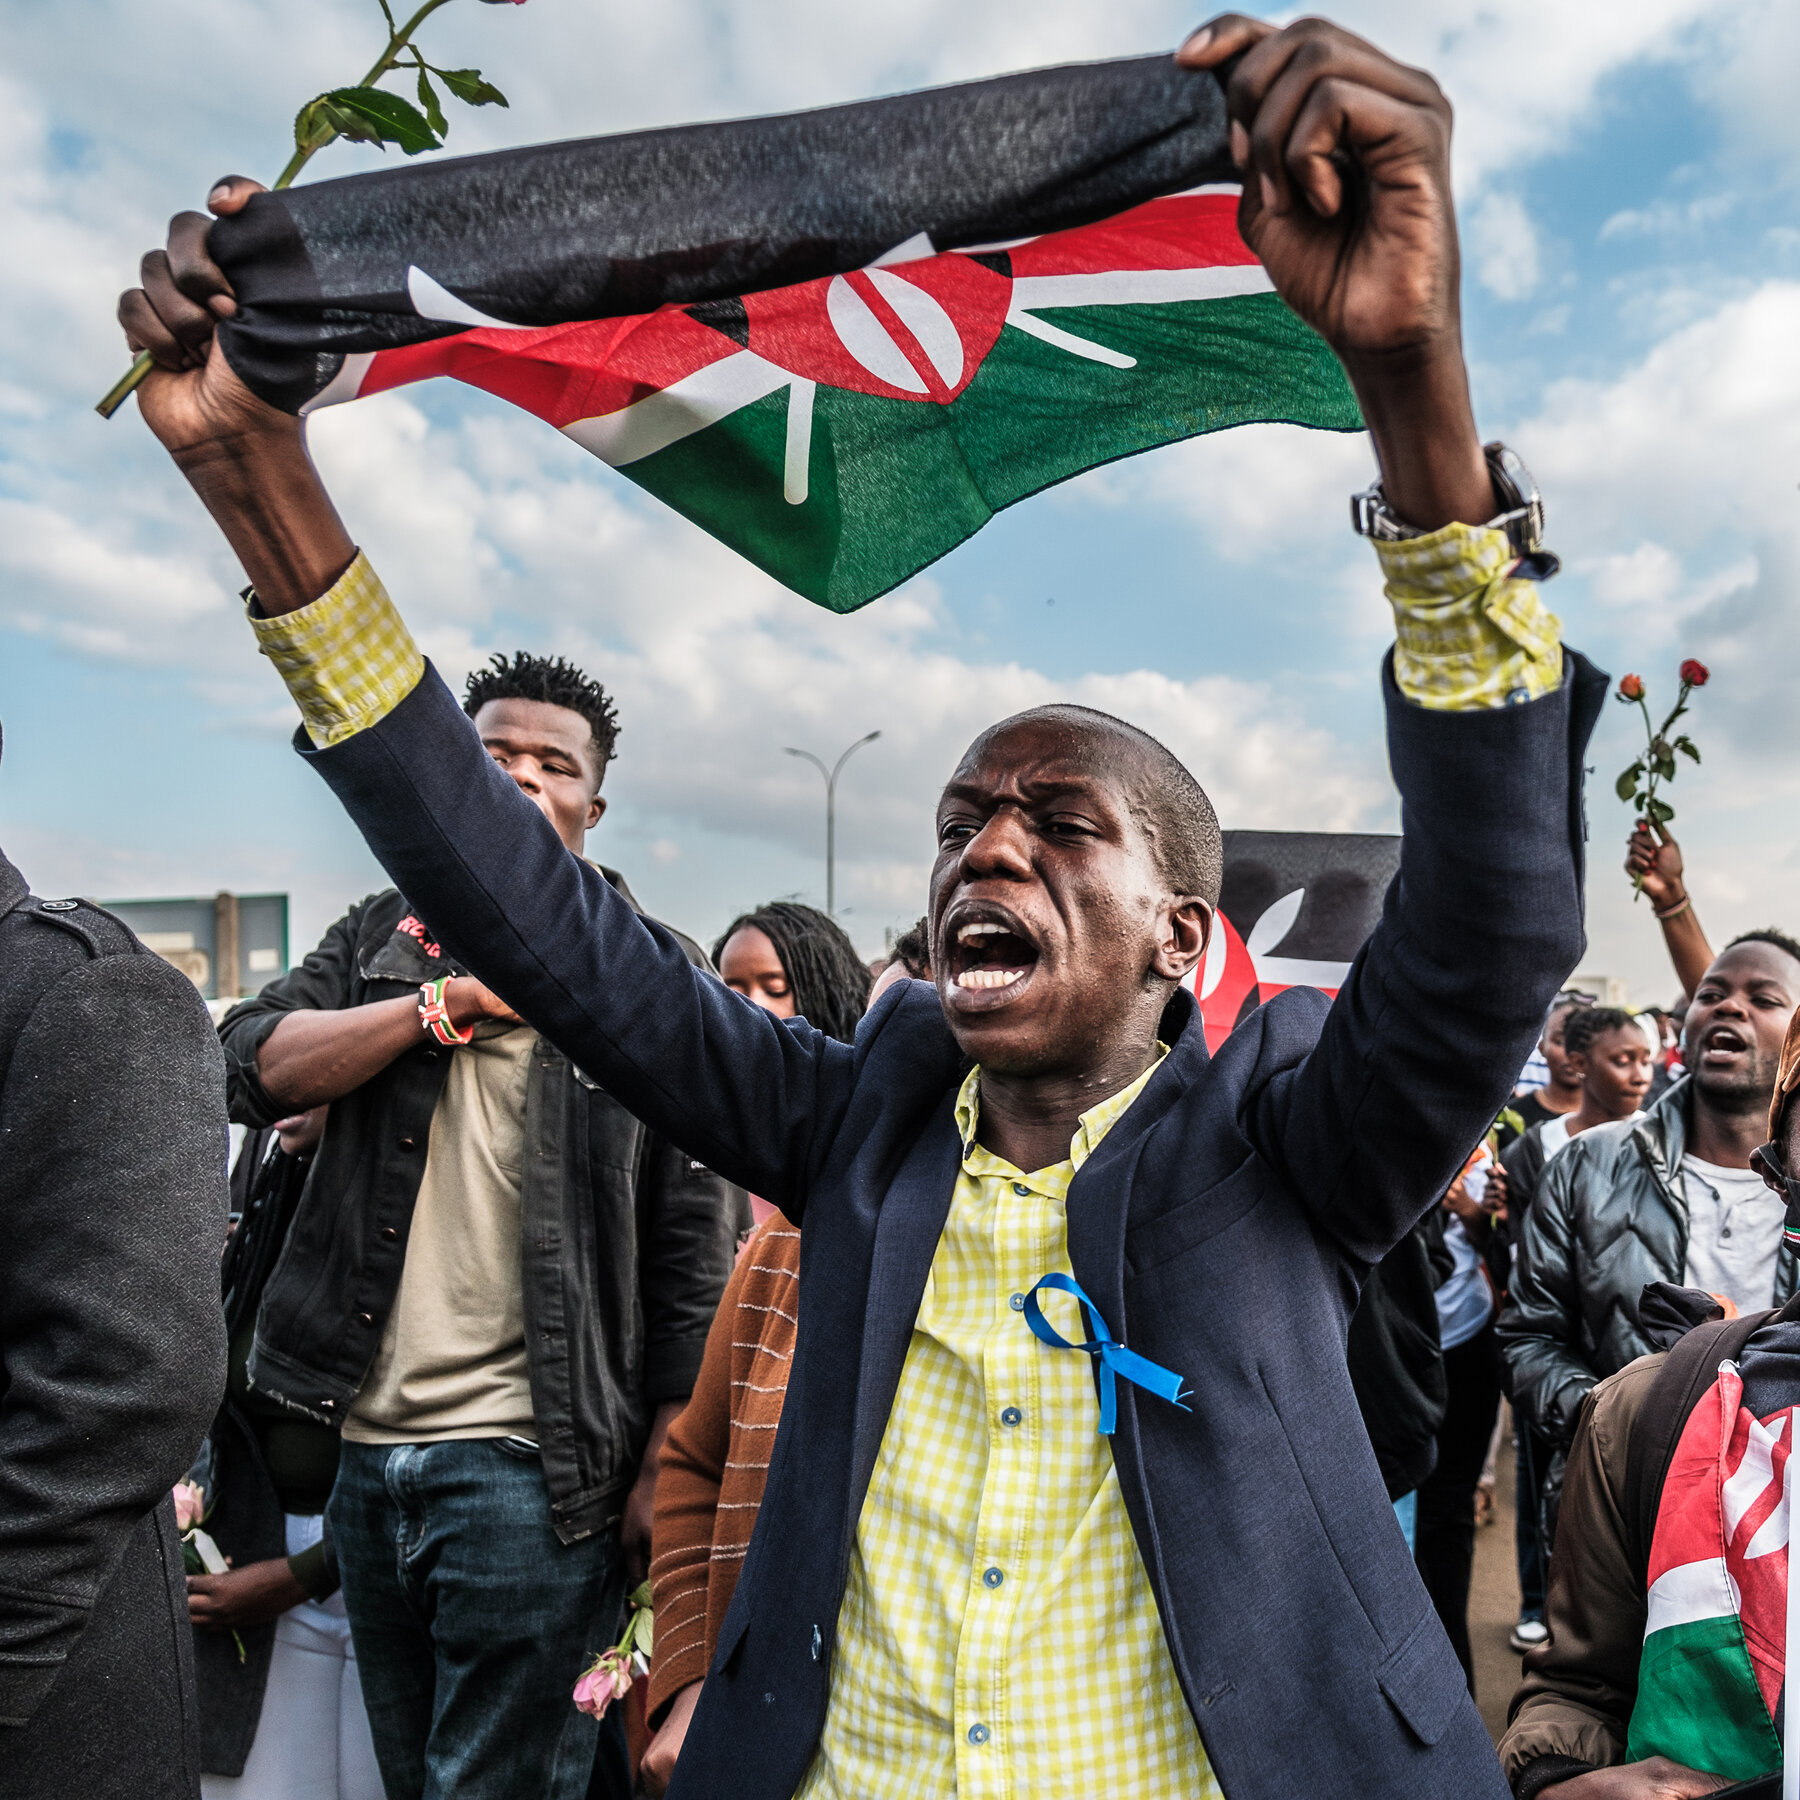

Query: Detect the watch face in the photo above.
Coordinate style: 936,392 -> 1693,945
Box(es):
1486,441 -> 1534,511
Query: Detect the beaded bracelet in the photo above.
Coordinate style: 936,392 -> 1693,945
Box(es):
418,975 -> 474,1045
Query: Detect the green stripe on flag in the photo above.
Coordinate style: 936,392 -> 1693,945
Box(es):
622,292 -> 1361,612
1626,1615 -> 1780,1780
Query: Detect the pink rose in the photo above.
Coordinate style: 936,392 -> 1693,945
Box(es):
1679,658 -> 1710,688
572,1649 -> 635,1719
172,1481 -> 205,1533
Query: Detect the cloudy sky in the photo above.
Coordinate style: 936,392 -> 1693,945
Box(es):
4,0 -> 1800,1000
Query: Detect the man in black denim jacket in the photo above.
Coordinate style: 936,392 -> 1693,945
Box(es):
216,654 -> 743,1800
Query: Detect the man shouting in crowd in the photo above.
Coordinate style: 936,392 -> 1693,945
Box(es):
119,14 -> 1601,1798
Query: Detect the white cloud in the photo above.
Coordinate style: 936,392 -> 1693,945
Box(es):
1322,0 -> 1709,190
1078,420 -> 1376,567
1468,193 -> 1542,300
1599,192 -> 1734,241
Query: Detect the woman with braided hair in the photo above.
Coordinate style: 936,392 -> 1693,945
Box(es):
641,903 -> 872,1794
712,902 -> 871,1049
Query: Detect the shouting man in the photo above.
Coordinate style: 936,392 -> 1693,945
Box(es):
120,15 -> 1600,1799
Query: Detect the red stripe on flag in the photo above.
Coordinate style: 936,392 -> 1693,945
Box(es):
360,307 -> 738,428
1007,191 -> 1252,277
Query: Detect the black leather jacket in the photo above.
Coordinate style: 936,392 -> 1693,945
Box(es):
217,875 -> 743,1545
1498,1079 -> 1798,1447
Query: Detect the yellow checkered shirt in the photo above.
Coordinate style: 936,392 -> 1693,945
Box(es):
1376,521 -> 1562,709
247,552 -> 424,748
795,1051 -> 1224,1800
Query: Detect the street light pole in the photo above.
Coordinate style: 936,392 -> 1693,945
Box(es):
784,731 -> 881,916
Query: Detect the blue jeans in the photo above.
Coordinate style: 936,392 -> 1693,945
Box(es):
329,1439 -> 627,1800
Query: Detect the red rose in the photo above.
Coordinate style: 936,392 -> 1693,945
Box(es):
1679,659 -> 1710,688
1618,673 -> 1645,701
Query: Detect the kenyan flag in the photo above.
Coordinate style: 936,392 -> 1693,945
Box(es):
303,189 -> 1357,609
209,55 -> 1360,611
1629,1359 -> 1787,1781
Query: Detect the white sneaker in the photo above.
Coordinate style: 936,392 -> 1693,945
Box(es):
1509,1618 -> 1549,1654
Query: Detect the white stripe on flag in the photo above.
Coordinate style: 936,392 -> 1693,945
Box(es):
299,352 -> 375,415
407,266 -> 532,331
1004,311 -> 1135,368
565,352 -> 793,467
784,380 -> 815,506
1009,263 -> 1274,312
1644,1557 -> 1741,1637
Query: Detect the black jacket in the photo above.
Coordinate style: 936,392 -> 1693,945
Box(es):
298,651 -> 1602,1800
0,849 -> 228,1795
193,1140 -> 335,1777
218,877 -> 742,1545
1500,1080 -> 1800,1447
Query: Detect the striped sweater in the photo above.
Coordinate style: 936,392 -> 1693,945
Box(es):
647,1214 -> 800,1722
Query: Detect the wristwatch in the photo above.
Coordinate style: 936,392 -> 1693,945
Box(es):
1351,441 -> 1559,578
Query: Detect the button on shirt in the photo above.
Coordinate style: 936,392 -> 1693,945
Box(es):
1681,1155 -> 1787,1317
795,1052 -> 1222,1800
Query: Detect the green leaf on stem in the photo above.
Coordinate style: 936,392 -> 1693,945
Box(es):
1676,737 -> 1701,763
439,67 -> 509,107
417,68 -> 448,139
294,94 -> 349,153
1615,765 -> 1644,802
324,86 -> 442,155
1645,796 -> 1676,825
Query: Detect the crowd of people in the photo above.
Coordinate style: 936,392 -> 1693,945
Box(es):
6,11 -> 1797,1800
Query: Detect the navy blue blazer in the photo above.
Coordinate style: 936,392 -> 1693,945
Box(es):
304,649 -> 1604,1800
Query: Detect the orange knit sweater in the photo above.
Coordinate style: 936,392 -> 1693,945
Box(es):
646,1214 -> 800,1723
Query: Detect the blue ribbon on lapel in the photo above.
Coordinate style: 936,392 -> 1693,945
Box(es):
1021,1272 -> 1190,1436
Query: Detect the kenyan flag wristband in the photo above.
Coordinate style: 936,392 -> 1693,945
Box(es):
419,976 -> 473,1046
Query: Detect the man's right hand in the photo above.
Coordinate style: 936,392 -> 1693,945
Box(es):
117,179 -> 356,612
1541,1755 -> 1732,1797
443,976 -> 523,1030
1625,823 -> 1685,912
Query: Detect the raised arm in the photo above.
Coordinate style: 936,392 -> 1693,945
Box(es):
1178,19 -> 1596,1263
1624,823 -> 1716,1003
120,203 -> 858,1206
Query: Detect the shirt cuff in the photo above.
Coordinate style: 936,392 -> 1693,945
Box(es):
248,552 -> 424,748
1376,522 -> 1563,711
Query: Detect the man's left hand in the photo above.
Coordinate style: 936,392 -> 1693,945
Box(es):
1178,16 -> 1455,368
1178,15 -> 1492,532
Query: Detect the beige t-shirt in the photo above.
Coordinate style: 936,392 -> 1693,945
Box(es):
343,1020 -> 538,1444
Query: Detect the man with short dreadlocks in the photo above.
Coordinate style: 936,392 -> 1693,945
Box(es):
215,652 -> 745,1800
